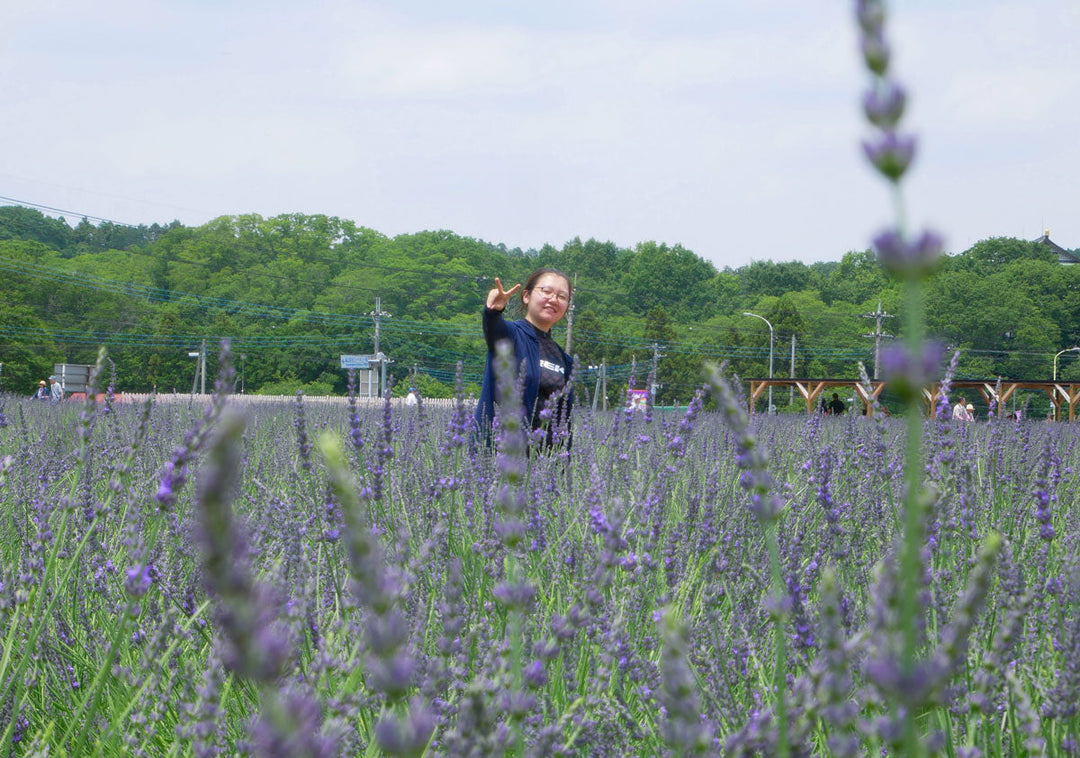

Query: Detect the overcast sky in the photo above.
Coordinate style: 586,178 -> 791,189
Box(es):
2,0 -> 1077,270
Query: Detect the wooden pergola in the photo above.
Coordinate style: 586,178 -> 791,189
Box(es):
745,378 -> 1080,420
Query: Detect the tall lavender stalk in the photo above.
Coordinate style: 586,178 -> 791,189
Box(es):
490,340 -> 536,753
319,433 -> 433,756
855,2 -> 981,754
707,364 -> 788,756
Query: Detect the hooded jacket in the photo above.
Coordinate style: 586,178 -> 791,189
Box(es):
474,306 -> 573,444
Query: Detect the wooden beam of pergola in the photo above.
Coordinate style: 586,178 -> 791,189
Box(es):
743,378 -> 1080,421
746,378 -> 886,417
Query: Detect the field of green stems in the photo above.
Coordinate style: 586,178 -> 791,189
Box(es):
0,365 -> 1078,757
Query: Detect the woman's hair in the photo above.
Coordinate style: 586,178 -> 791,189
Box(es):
520,268 -> 572,306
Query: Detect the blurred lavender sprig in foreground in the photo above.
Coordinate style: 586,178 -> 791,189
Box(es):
856,1 -> 998,755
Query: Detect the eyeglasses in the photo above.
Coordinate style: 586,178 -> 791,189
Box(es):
535,285 -> 570,304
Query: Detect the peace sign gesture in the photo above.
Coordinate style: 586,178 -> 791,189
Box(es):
486,277 -> 521,312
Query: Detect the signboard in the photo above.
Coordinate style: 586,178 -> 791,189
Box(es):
340,354 -> 370,370
53,363 -> 96,393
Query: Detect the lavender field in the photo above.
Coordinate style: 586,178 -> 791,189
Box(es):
0,361 -> 1078,758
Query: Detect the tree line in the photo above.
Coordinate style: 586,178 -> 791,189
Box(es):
2,204 -> 1078,411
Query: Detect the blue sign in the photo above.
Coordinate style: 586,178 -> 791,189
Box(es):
340,354 -> 370,369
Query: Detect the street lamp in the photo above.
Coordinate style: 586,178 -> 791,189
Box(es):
187,351 -> 200,395
1053,347 -> 1080,381
743,312 -> 775,414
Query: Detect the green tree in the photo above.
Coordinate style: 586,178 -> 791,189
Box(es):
0,305 -> 60,392
738,259 -> 813,298
0,206 -> 72,250
951,236 -> 1055,274
623,242 -> 717,319
820,249 -> 894,306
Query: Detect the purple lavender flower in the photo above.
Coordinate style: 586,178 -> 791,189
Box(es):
374,700 -> 435,757
862,130 -> 917,181
251,689 -> 339,758
856,0 -> 886,34
346,370 -> 365,453
154,341 -> 234,511
873,228 -> 943,277
880,340 -> 946,401
863,81 -> 906,128
319,433 -> 424,705
443,361 -> 472,452
1032,436 -> 1057,543
293,390 -> 313,473
124,562 -> 153,599
860,28 -> 891,76
193,412 -> 289,684
707,366 -> 783,523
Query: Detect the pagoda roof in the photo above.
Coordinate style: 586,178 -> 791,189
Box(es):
1035,229 -> 1080,264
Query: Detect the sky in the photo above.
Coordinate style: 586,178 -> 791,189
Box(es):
1,0 -> 1078,271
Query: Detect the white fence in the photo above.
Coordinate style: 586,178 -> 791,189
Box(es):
118,393 -> 469,410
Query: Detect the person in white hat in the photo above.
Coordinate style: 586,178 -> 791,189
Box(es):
952,395 -> 971,422
48,375 -> 63,402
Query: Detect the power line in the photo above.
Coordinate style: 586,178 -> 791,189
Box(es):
0,195 -> 141,228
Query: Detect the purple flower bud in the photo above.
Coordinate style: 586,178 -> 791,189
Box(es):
523,659 -> 547,689
862,130 -> 916,181
367,651 -> 416,699
155,467 -> 176,507
863,82 -> 907,128
367,613 -> 410,657
880,341 -> 946,399
872,228 -> 943,276
252,689 -> 339,758
856,0 -> 886,34
860,29 -> 890,75
124,563 -> 153,599
374,703 -> 435,757
493,581 -> 537,611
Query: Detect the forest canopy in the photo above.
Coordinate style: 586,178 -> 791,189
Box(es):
2,204 -> 1079,408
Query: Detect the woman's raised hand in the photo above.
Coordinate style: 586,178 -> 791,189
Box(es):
486,277 -> 521,311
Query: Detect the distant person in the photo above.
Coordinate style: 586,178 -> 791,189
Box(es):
474,268 -> 574,448
965,403 -> 975,422
952,396 -> 971,422
34,380 -> 50,401
405,387 -> 419,406
827,392 -> 846,415
48,375 -> 63,402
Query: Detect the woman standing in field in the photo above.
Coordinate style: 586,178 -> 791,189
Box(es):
474,268 -> 574,448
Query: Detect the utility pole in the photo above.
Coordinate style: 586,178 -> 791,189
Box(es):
591,362 -> 608,412
592,364 -> 601,412
601,363 -> 607,411
200,339 -> 207,395
650,342 -> 665,402
564,273 -> 577,354
861,299 -> 893,380
789,334 -> 796,406
370,297 -> 391,397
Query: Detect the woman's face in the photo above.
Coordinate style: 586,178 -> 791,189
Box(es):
522,273 -> 571,330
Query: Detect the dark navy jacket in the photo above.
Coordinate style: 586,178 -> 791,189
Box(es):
474,306 -> 573,443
